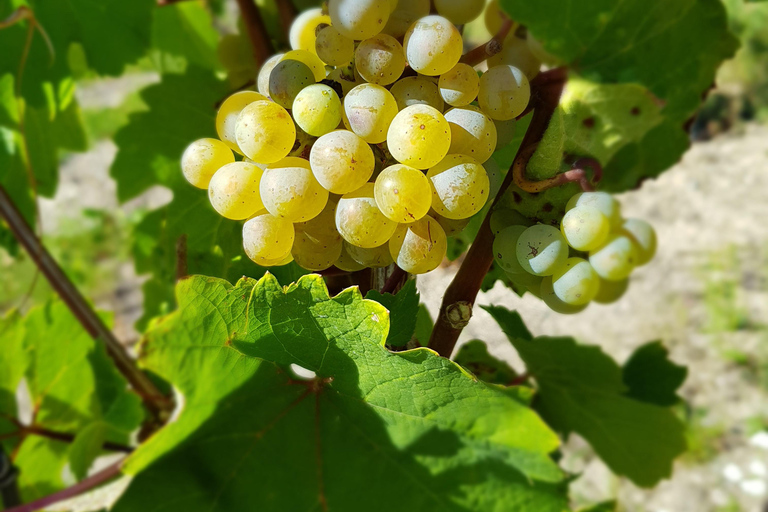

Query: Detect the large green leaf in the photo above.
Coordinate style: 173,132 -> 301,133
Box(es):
115,274 -> 568,511
485,306 -> 687,488
151,2 -> 221,74
623,342 -> 687,407
365,279 -> 420,348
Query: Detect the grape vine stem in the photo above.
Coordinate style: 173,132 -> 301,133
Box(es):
234,0 -> 274,66
428,67 -> 568,358
461,19 -> 514,67
274,0 -> 297,42
0,416 -> 133,454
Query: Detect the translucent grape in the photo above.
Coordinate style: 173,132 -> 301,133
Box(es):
560,206 -> 610,252
593,277 -> 629,304
515,224 -> 569,276
434,0 -> 484,25
374,164 -> 432,223
390,76 -> 445,112
344,242 -> 393,268
257,54 -> 283,98
427,154 -> 489,220
438,63 -> 480,107
292,229 -> 342,271
493,118 -> 516,150
255,252 -> 295,268
215,91 -> 267,153
483,157 -> 504,198
389,215 -> 447,274
335,183 -> 397,248
493,225 -> 528,274
540,276 -> 588,315
382,0 -> 430,39
478,65 -> 531,121
208,162 -> 264,220
310,130 -> 375,194
432,210 -> 470,237
444,106 -> 497,164
289,8 -> 331,54
280,50 -> 326,82
235,100 -> 296,164
489,208 -> 532,236
335,243 -> 365,271
269,59 -> 315,109
243,212 -> 295,262
589,234 -> 638,281
487,34 -> 541,80
355,34 -> 406,85
484,0 -> 506,35
315,26 -> 355,66
328,0 -> 389,40
343,84 -> 398,144
552,257 -> 600,305
260,157 -> 328,222
292,84 -> 342,137
387,105 -> 451,169
506,271 -> 544,293
566,192 -> 622,229
327,65 -> 366,96
403,15 -> 463,76
181,138 -> 234,189
621,218 -> 657,266
294,196 -> 340,242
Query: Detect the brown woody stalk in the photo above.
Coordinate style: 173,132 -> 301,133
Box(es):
461,19 -> 514,67
234,0 -> 274,66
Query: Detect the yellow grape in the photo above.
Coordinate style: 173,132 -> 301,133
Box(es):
355,34 -> 405,85
374,164 -> 432,223
269,59 -> 315,109
387,104 -> 451,169
566,192 -> 622,229
551,257 -> 600,306
540,276 -> 588,315
335,242 -> 367,271
438,63 -> 480,107
560,206 -> 610,252
389,215 -> 447,274
444,105 -> 497,164
434,0 -> 484,26
208,162 -> 264,220
589,234 -> 638,281
344,242 -> 393,268
260,157 -> 328,222
516,224 -> 569,276
292,229 -> 343,271
181,138 -> 234,189
403,15 -> 463,76
427,154 -> 490,220
215,91 -> 267,153
432,209 -> 470,236
487,33 -> 541,80
484,0 -> 514,35
343,84 -> 398,144
280,50 -> 326,82
478,65 -> 531,121
292,84 -> 342,137
328,0 -> 390,40
289,8 -> 331,55
235,100 -> 296,164
387,0 -> 398,13
593,277 -> 629,304
335,183 -> 397,248
382,0 -> 430,39
621,218 -> 657,266
254,252 -> 295,268
257,54 -> 283,98
390,76 -> 445,112
310,130 -> 375,194
315,26 -> 355,66
243,212 -> 295,262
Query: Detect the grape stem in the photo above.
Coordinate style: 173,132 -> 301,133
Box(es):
380,266 -> 407,295
274,0 -> 297,42
460,19 -> 514,67
234,0 -> 275,66
427,67 -> 568,358
0,417 -> 133,453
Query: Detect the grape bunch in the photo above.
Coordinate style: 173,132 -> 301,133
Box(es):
492,192 -> 657,314
180,0 -> 535,275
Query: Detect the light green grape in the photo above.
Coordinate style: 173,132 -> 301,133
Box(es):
355,34 -> 406,85
257,53 -> 283,98
432,210 -> 470,237
506,271 -> 544,293
552,257 -> 600,305
387,104 -> 451,169
389,215 -> 447,274
566,192 -> 623,229
310,130 -> 375,194
493,118 -> 516,150
589,234 -> 638,281
329,0 -> 390,40
593,277 -> 629,304
292,229 -> 343,271
444,105 -> 497,164
427,154 -> 489,220
208,162 -> 264,220
181,138 -> 234,189
487,34 -> 541,80
243,212 -> 295,263
490,208 -> 533,235
315,26 -> 355,66
289,8 -> 331,54
516,224 -> 569,276
478,65 -> 531,121
335,243 -> 365,271
269,59 -> 315,109
434,0 -> 484,24
343,84 -> 398,144
493,225 -> 527,274
344,241 -> 393,268
255,252 -> 295,268
335,183 -> 397,248
484,0 -> 508,35
292,84 -> 342,137
438,63 -> 480,107
374,164 -> 432,223
382,0 -> 430,39
403,15 -> 463,76
390,76 -> 445,112
483,157 -> 504,198
260,157 -> 328,222
235,100 -> 296,164
622,218 -> 657,265
215,91 -> 267,153
280,50 -> 326,82
560,206 -> 610,252
540,276 -> 588,314
327,65 -> 366,95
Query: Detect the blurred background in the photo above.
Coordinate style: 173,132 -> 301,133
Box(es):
1,0 -> 767,510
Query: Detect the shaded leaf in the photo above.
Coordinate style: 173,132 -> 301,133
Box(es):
455,340 -> 518,386
623,342 -> 687,407
365,279 -> 420,347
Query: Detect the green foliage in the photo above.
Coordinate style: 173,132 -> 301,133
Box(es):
623,342 -> 688,407
365,279 -> 420,347
455,340 -> 518,386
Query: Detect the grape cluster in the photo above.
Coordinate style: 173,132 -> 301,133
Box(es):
181,0 -> 535,275
492,192 -> 657,314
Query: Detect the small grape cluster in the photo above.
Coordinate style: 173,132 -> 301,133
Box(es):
180,0 -> 534,275
492,192 -> 657,314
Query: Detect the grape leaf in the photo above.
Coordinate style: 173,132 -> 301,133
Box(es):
413,304 -> 434,346
115,274 -> 569,511
365,279 -> 420,347
454,340 -> 518,386
151,2 -> 221,74
623,341 -> 687,407
484,305 -> 687,487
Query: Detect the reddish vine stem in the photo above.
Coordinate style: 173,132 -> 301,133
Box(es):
0,185 -> 173,423
0,424 -> 133,454
234,0 -> 274,67
275,0 -> 297,41
461,18 -> 514,67
380,266 -> 406,295
3,458 -> 124,512
427,68 -> 568,358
